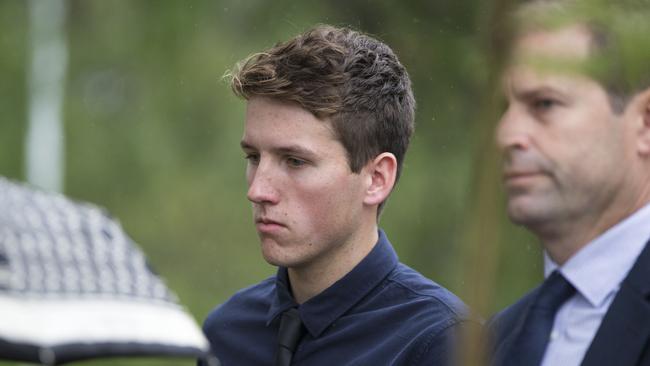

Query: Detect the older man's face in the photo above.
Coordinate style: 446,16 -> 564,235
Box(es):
495,25 -> 636,238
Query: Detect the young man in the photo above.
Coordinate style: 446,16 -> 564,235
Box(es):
490,1 -> 650,365
202,25 -> 466,366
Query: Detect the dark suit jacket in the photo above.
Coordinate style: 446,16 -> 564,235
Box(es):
490,239 -> 650,366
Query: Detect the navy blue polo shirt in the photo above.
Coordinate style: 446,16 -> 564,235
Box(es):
202,230 -> 467,365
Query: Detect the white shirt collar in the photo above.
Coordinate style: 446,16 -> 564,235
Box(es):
544,202 -> 650,307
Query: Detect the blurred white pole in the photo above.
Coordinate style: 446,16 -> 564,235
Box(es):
26,0 -> 68,193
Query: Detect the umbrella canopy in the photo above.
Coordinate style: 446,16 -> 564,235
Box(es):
0,177 -> 217,365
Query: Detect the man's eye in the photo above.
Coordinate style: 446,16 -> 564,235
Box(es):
244,153 -> 260,165
286,157 -> 306,167
533,98 -> 557,110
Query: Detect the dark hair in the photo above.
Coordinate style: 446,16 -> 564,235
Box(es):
512,0 -> 650,113
230,25 -> 415,195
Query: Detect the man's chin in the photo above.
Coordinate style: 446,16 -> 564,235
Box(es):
506,199 -> 556,229
261,255 -> 305,269
260,239 -> 295,267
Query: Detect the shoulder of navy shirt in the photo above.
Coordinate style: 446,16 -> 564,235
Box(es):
202,230 -> 468,366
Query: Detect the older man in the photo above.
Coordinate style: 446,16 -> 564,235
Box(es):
490,1 -> 650,365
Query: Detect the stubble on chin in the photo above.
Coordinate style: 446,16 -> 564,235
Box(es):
506,192 -> 558,234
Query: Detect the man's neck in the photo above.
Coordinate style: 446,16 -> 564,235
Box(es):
288,223 -> 379,304
542,193 -> 650,265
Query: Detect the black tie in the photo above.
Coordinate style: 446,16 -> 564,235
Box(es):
275,308 -> 305,366
507,271 -> 576,366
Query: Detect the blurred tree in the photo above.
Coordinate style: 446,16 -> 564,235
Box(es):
25,0 -> 67,193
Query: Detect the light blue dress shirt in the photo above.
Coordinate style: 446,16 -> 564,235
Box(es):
540,203 -> 650,366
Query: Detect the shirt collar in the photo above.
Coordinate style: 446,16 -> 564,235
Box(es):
545,202 -> 650,307
266,229 -> 398,338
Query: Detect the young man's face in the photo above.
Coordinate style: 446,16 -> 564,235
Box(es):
495,25 -> 637,236
241,97 -> 369,270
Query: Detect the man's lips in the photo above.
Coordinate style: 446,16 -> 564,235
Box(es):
255,217 -> 286,233
503,170 -> 542,178
502,170 -> 545,186
256,217 -> 284,225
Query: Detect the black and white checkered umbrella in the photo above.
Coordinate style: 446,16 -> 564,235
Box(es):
0,177 -> 217,365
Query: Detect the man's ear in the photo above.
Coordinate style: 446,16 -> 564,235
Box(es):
363,152 -> 398,206
636,88 -> 650,156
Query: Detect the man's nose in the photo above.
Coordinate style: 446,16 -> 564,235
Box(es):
495,105 -> 532,151
246,161 -> 280,205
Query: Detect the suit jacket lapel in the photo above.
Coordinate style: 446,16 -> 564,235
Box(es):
492,290 -> 540,366
581,239 -> 650,366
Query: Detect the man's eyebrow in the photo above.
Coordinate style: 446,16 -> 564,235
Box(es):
273,145 -> 317,157
511,85 -> 565,101
239,140 -> 318,157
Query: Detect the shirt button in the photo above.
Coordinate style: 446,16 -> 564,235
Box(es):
550,330 -> 559,341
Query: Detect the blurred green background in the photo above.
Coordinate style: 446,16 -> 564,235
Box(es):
0,0 -> 541,365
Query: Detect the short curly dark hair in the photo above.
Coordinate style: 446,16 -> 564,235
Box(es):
230,25 -> 415,186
